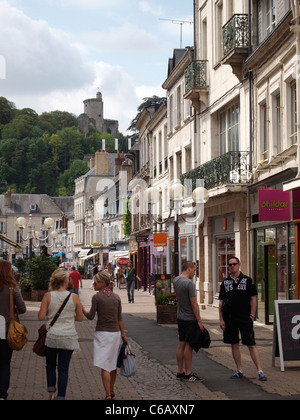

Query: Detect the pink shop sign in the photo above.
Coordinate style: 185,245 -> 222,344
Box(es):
259,190 -> 291,222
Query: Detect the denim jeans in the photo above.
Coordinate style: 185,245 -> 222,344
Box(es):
126,280 -> 135,302
0,339 -> 13,400
45,347 -> 73,400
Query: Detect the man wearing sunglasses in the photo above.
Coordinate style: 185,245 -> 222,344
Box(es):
219,257 -> 267,382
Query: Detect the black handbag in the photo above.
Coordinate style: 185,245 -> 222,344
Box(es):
33,293 -> 71,357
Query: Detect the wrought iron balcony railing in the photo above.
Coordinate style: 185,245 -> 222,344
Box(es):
180,151 -> 251,193
223,14 -> 249,57
185,60 -> 208,93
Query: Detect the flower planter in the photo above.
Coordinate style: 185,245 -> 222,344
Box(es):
21,290 -> 32,301
31,290 -> 47,302
157,305 -> 178,325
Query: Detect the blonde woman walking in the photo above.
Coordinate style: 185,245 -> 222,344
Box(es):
38,268 -> 83,400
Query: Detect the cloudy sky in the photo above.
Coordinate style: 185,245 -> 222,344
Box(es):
0,0 -> 193,133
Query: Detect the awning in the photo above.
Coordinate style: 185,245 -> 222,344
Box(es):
78,248 -> 92,259
52,252 -> 63,258
108,250 -> 130,261
0,233 -> 18,248
80,252 -> 99,262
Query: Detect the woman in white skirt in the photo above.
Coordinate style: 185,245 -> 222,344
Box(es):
83,271 -> 127,400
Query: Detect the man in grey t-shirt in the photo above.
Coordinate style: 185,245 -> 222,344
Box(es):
173,261 -> 204,382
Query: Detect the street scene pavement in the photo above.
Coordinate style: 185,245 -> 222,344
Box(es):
8,280 -> 300,401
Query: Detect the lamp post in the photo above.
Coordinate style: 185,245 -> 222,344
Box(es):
16,215 -> 59,260
146,182 -> 209,278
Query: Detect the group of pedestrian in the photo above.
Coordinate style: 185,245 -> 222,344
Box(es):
0,260 -> 127,401
173,259 -> 267,383
1,256 -> 268,401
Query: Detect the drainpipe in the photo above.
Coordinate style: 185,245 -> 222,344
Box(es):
247,0 -> 253,277
290,2 -> 300,178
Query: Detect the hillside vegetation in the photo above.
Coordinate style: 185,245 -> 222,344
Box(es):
0,97 -> 128,196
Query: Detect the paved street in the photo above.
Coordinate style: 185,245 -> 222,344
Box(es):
8,279 -> 300,401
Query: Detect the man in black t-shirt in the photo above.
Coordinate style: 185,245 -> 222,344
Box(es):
219,257 -> 267,382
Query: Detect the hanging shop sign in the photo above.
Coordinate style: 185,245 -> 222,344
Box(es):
153,233 -> 168,248
259,190 -> 291,222
292,189 -> 300,220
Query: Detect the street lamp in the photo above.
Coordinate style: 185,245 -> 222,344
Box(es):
146,182 -> 209,278
16,215 -> 59,259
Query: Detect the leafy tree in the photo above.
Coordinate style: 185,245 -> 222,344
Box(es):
26,255 -> 58,291
58,160 -> 89,196
127,96 -> 166,143
0,97 -> 15,125
0,96 -> 130,196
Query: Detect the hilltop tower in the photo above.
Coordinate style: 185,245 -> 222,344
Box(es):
78,92 -> 119,137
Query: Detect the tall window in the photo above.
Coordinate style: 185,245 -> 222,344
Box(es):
219,103 -> 240,155
291,80 -> 297,145
260,101 -> 268,160
272,93 -> 282,155
266,0 -> 276,35
215,0 -> 224,63
258,0 -> 291,44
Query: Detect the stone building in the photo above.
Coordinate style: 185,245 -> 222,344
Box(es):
78,92 -> 119,137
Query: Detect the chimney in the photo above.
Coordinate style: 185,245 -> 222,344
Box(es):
114,152 -> 125,177
4,187 -> 12,208
95,150 -> 109,175
89,155 -> 95,170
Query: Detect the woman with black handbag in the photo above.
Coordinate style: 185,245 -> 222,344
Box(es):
38,268 -> 83,400
0,260 -> 26,400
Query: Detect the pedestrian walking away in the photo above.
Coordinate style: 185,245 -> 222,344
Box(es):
219,257 -> 267,382
0,260 -> 27,400
38,268 -> 83,400
82,270 -> 128,400
173,261 -> 205,383
125,262 -> 141,303
69,266 -> 83,296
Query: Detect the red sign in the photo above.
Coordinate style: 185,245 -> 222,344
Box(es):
259,190 -> 291,222
117,258 -> 130,266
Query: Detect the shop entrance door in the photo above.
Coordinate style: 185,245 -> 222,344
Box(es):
264,244 -> 276,324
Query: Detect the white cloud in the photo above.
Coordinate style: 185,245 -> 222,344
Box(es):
51,0 -> 122,9
136,84 -> 166,103
139,1 -> 163,17
0,1 -> 94,96
0,1 -> 177,133
81,22 -> 158,53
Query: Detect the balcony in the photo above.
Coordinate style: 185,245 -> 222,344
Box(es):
222,14 -> 249,81
180,151 -> 251,193
184,60 -> 208,111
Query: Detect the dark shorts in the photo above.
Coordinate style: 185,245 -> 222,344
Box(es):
223,316 -> 256,346
177,319 -> 198,342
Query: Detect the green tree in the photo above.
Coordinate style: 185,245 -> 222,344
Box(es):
58,160 -> 89,196
0,96 -> 15,125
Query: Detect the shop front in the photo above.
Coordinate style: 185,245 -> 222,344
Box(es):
212,214 -> 236,305
167,220 -> 197,279
137,236 -> 150,292
254,225 -> 296,324
250,180 -> 298,325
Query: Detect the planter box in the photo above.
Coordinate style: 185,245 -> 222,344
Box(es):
21,290 -> 32,301
157,305 -> 178,325
31,290 -> 47,302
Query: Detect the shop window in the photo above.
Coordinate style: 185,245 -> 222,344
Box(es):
216,236 -> 235,295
